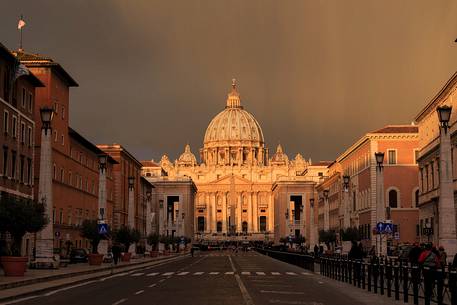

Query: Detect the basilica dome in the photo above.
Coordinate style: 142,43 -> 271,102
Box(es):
203,80 -> 264,147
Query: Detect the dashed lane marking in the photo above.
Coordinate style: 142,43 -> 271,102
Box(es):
271,272 -> 280,275
162,272 -> 174,276
131,273 -> 144,277
225,271 -> 235,275
177,272 -> 189,275
301,272 -> 311,275
134,290 -> 144,295
260,290 -> 305,295
112,299 -> 127,305
256,272 -> 266,275
241,272 -> 251,275
147,272 -> 159,276
100,272 -> 128,281
209,272 -> 220,275
285,272 -> 297,275
193,272 -> 204,275
148,283 -> 157,288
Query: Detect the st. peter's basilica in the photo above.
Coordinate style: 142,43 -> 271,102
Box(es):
142,81 -> 330,244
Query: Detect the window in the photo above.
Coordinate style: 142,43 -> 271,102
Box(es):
318,172 -> 323,177
388,189 -> 398,208
242,221 -> 248,233
19,155 -> 24,182
69,171 -> 72,185
197,216 -> 205,232
11,151 -> 16,179
53,208 -> 56,224
60,168 -> 64,182
59,209 -> 63,224
21,88 -> 26,108
61,135 -> 64,146
259,216 -> 267,232
62,106 -> 65,119
27,158 -> 32,184
27,127 -> 32,147
20,122 -> 25,143
388,150 -> 397,165
216,221 -> 222,232
53,163 -> 56,179
3,111 -> 8,134
2,147 -> 7,176
27,92 -> 32,112
54,130 -> 58,142
415,189 -> 419,207
12,116 -> 17,138
67,209 -> 72,225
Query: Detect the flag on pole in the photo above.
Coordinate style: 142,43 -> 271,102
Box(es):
18,17 -> 26,30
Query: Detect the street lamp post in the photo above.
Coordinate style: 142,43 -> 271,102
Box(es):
127,176 -> 136,254
146,191 -> 152,236
343,175 -> 350,229
97,154 -> 108,255
309,198 -> 315,247
375,152 -> 385,256
34,107 -> 55,268
323,189 -> 330,231
436,105 -> 457,256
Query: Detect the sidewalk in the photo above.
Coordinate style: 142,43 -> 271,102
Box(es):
0,253 -> 186,302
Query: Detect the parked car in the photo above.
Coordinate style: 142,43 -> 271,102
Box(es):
69,248 -> 88,263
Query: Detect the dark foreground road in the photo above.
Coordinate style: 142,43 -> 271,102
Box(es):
2,251 -> 378,305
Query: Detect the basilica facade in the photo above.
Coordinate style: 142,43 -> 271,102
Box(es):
143,81 -> 329,244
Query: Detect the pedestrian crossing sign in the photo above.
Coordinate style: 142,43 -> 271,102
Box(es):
98,223 -> 109,235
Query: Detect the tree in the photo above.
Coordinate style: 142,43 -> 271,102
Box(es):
159,235 -> 171,250
340,227 -> 361,242
147,233 -> 160,250
80,219 -> 106,254
293,235 -> 306,246
319,230 -> 337,245
114,226 -> 140,252
0,196 -> 48,256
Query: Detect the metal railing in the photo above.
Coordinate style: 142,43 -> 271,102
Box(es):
320,257 -> 457,305
256,248 -> 314,272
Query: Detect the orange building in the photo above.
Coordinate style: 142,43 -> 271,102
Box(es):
15,50 -> 116,251
316,125 -> 420,252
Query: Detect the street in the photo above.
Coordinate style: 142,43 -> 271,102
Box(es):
3,251 -> 375,305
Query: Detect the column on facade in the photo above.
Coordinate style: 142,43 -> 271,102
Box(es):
211,193 -> 217,232
268,193 -> 273,232
222,193 -> 227,232
205,193 -> 211,232
128,187 -> 135,228
253,192 -> 258,232
247,192 -> 253,232
324,197 -> 330,231
237,192 -> 242,232
309,199 -> 315,246
343,189 -> 350,229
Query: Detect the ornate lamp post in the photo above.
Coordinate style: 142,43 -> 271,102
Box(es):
436,105 -> 457,256
343,175 -> 350,229
127,176 -> 135,254
97,154 -> 108,254
35,107 -> 55,268
374,152 -> 385,255
323,189 -> 330,231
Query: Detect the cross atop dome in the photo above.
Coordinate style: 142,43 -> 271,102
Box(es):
227,78 -> 241,108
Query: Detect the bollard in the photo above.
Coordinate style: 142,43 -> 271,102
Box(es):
394,263 -> 400,300
380,262 -> 384,295
349,260 -> 353,285
373,261 -> 378,294
423,267 -> 432,305
449,266 -> 457,305
437,267 -> 444,305
362,262 -> 366,290
403,265 -> 409,303
367,262 -> 372,292
386,261 -> 392,298
411,265 -> 419,305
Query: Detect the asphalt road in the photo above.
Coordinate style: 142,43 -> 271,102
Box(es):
3,251 -> 373,305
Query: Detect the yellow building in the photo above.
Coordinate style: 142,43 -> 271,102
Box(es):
143,81 -> 329,244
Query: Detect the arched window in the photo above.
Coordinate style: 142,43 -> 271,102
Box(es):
259,216 -> 267,232
389,189 -> 398,208
197,216 -> 205,232
242,221 -> 248,233
217,221 -> 222,232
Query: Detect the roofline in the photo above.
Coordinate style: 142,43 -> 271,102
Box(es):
68,127 -> 118,164
23,62 -> 79,87
415,71 -> 457,123
97,144 -> 143,168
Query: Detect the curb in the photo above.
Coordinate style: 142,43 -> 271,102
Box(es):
0,254 -> 188,303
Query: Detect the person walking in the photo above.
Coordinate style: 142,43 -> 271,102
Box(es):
408,243 -> 422,265
419,244 -> 441,304
112,243 -> 121,265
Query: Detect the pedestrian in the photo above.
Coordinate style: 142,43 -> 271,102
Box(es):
190,246 -> 194,257
439,246 -> 447,266
418,243 -> 441,304
112,243 -> 121,265
408,243 -> 422,265
314,244 -> 319,257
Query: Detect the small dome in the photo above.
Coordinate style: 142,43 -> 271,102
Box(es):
203,80 -> 264,148
177,144 -> 197,166
271,144 -> 288,165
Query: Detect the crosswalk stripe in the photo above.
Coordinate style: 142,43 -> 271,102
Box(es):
193,272 -> 204,275
162,272 -> 174,276
271,272 -> 280,275
241,272 -> 251,275
177,272 -> 189,276
209,272 -> 219,275
256,272 -> 266,275
147,272 -> 159,276
225,271 -> 235,275
301,272 -> 311,275
131,273 -> 144,277
286,272 -> 297,275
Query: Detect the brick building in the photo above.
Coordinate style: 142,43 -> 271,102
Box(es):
15,50 -> 116,251
317,125 -> 420,252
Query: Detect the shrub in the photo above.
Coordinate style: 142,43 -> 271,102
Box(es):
114,226 -> 140,252
80,219 -> 106,254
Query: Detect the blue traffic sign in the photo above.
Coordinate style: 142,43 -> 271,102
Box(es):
376,222 -> 384,233
98,223 -> 109,235
384,223 -> 393,234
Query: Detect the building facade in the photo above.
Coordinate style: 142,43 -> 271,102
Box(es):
142,81 -> 329,244
316,125 -> 420,253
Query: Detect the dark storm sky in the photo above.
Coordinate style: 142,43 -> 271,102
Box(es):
1,1 -> 457,163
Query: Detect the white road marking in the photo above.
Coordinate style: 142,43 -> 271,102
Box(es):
147,272 -> 159,276
318,281 -> 324,284
148,283 -> 157,288
271,272 -> 281,275
301,272 -> 311,275
209,272 -> 219,275
229,255 -> 254,305
241,271 -> 251,275
285,272 -> 297,275
134,290 -> 145,295
162,272 -> 174,276
256,272 -> 266,275
112,299 -> 127,305
269,300 -> 323,304
177,271 -> 189,275
159,278 -> 166,282
0,295 -> 40,305
44,280 -> 97,296
261,290 -> 305,295
131,272 -> 144,277
225,271 -> 235,275
193,272 -> 204,275
100,272 -> 128,281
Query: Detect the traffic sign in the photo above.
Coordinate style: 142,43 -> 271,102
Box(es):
376,222 -> 385,233
394,232 -> 400,240
384,223 -> 393,234
98,223 -> 109,235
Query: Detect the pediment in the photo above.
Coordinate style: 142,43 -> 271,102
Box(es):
211,174 -> 252,185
